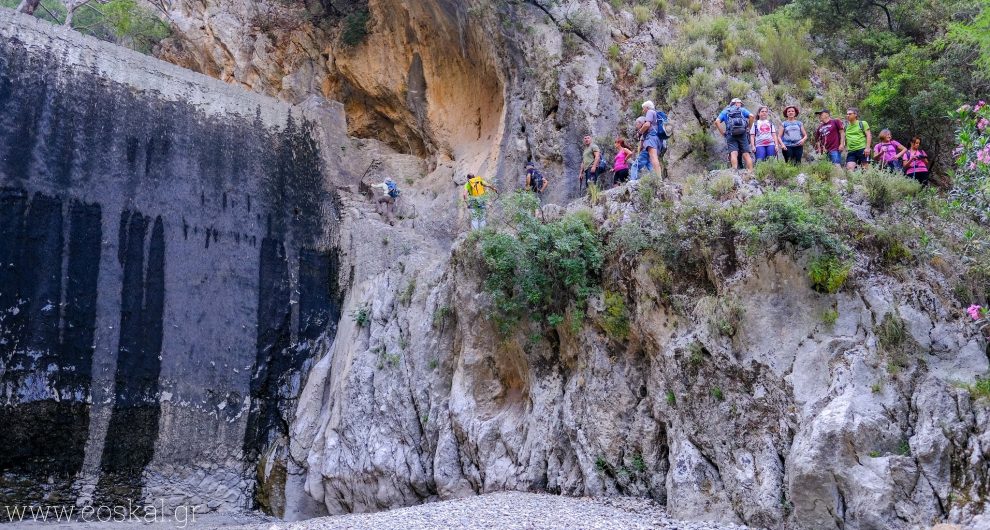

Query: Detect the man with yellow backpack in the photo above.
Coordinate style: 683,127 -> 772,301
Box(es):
462,174 -> 498,231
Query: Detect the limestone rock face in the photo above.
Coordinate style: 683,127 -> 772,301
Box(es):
145,1 -> 990,528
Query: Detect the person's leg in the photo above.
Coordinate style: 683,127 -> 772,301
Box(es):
766,145 -> 776,160
829,150 -> 842,166
791,145 -> 803,164
729,150 -> 739,170
638,149 -> 652,175
648,148 -> 661,178
629,158 -> 639,181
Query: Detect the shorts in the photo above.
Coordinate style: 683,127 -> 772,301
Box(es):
584,168 -> 599,186
725,133 -> 751,154
846,149 -> 868,165
828,150 -> 842,164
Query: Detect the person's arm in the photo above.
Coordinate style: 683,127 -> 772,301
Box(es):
540,175 -> 549,193
894,142 -> 907,159
750,122 -> 757,151
776,123 -> 786,150
865,127 -> 873,153
839,126 -> 846,152
714,116 -> 725,135
526,173 -> 532,190
486,180 -> 499,194
800,125 -> 808,146
593,148 -> 601,169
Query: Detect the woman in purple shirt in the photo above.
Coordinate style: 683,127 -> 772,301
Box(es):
872,129 -> 907,172
903,136 -> 930,186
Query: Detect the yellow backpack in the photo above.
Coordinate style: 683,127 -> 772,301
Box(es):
466,176 -> 488,197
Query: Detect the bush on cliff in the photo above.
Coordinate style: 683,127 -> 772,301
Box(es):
476,192 -> 604,332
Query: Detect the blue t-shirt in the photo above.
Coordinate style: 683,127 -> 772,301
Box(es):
718,105 -> 752,123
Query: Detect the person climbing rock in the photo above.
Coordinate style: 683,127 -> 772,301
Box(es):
372,177 -> 400,225
714,97 -> 754,171
750,106 -> 782,163
580,136 -> 602,189
629,115 -> 651,181
462,173 -> 498,231
872,129 -> 907,172
814,109 -> 845,166
844,108 -> 872,170
903,136 -> 930,185
525,162 -> 548,199
778,106 -> 808,165
638,101 -> 668,178
612,138 -> 634,187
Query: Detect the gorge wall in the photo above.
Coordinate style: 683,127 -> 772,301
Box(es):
0,10 -> 347,515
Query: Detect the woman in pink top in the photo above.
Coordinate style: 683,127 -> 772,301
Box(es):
613,138 -> 634,187
872,129 -> 907,172
903,136 -> 930,186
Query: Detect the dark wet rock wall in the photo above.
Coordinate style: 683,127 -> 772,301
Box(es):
0,10 -> 345,515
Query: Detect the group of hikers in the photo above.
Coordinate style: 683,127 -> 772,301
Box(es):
373,97 -> 932,229
713,98 -> 931,185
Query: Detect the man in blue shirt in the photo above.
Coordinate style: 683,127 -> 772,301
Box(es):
714,98 -> 755,171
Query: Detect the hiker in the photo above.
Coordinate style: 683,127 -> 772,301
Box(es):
372,177 -> 400,225
638,101 -> 668,178
814,109 -> 845,166
714,98 -> 754,171
903,136 -> 930,186
462,173 -> 498,231
872,129 -> 907,173
612,138 -> 634,187
778,105 -> 808,165
750,106 -> 783,163
629,116 -> 652,181
844,108 -> 872,170
580,136 -> 602,189
525,162 -> 549,198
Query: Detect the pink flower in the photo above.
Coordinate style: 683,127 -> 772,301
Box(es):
970,305 -> 985,321
980,118 -> 990,131
977,101 -> 986,112
959,104 -> 973,113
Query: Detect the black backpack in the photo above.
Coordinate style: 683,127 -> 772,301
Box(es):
528,169 -> 545,190
727,107 -> 748,136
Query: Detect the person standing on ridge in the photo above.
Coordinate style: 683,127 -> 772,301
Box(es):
612,139 -> 634,187
750,106 -> 782,163
903,136 -> 930,186
844,108 -> 872,171
778,106 -> 808,165
525,162 -> 549,199
714,98 -> 755,171
580,136 -> 602,189
814,109 -> 845,166
462,174 -> 498,231
638,101 -> 668,179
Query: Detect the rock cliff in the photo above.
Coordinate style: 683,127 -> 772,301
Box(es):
2,1 -> 989,529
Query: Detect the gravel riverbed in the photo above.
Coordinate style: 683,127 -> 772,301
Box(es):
243,492 -> 751,530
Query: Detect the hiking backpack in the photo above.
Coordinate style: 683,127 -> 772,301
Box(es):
726,107 -> 748,136
529,169 -> 545,191
385,180 -> 401,198
654,111 -> 673,140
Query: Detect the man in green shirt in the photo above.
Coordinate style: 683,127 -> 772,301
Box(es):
580,136 -> 601,189
844,108 -> 872,170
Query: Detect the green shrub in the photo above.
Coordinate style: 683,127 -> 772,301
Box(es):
607,43 -> 621,61
755,158 -> 800,185
399,279 -> 416,306
632,4 -> 652,24
708,173 -> 736,198
808,255 -> 851,294
341,9 -> 371,47
710,386 -> 725,401
602,291 -> 631,340
964,377 -> 990,400
352,306 -> 371,327
758,15 -> 813,83
861,168 -> 922,210
666,390 -> 677,406
477,192 -> 604,331
733,189 -> 846,257
822,308 -> 839,325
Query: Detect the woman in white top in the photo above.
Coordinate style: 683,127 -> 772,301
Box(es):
749,106 -> 783,162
